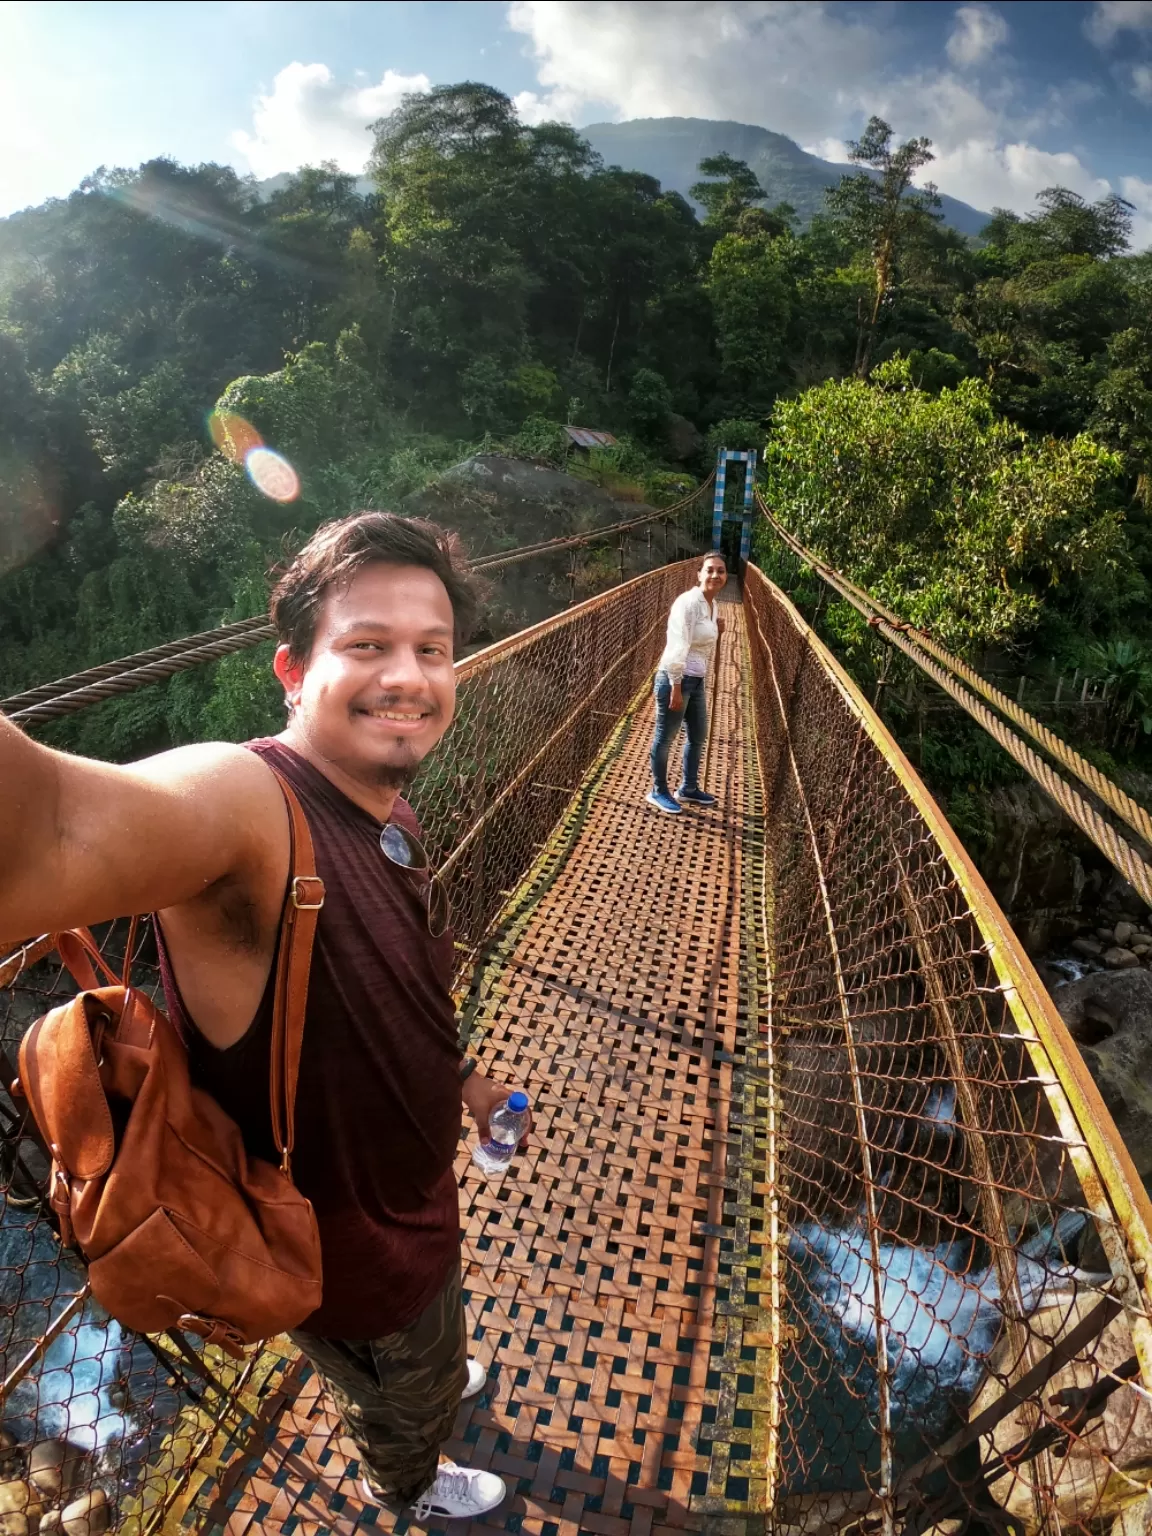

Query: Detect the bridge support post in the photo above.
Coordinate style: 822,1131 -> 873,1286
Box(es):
711,456 -> 728,552
713,448 -> 758,568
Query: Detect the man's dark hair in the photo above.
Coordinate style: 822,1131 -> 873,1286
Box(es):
271,512 -> 481,663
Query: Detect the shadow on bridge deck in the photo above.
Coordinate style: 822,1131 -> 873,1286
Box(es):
183,591 -> 771,1536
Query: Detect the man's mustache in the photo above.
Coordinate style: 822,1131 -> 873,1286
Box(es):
358,693 -> 442,717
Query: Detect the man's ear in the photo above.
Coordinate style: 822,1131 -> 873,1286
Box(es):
273,644 -> 305,710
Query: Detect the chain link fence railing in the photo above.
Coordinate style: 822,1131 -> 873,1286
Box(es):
744,562 -> 1152,1535
0,545 -> 705,1535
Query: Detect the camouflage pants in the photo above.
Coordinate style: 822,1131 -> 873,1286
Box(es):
291,1262 -> 467,1505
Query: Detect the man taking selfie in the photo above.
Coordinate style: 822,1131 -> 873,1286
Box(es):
0,512 -> 522,1521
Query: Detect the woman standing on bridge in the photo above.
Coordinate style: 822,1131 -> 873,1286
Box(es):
647,553 -> 727,816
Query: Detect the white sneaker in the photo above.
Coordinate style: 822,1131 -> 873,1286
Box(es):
410,1462 -> 507,1522
463,1357 -> 487,1399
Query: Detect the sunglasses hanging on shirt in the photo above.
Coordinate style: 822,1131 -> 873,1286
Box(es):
379,822 -> 450,938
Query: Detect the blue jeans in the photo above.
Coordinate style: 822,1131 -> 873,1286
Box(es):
650,671 -> 707,796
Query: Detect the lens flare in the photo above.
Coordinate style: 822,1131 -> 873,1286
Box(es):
207,409 -> 298,501
207,409 -> 264,465
245,447 -> 300,503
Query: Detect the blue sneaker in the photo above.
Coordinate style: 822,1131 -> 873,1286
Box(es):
646,789 -> 683,815
677,787 -> 717,807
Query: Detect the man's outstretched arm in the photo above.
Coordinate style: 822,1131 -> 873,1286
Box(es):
0,713 -> 286,943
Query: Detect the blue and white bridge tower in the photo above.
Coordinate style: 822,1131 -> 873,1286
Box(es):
712,448 -> 757,566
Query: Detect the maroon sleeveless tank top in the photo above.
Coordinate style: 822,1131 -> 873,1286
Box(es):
156,738 -> 463,1339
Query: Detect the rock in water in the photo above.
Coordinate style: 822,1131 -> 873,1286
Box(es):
0,1478 -> 43,1536
1104,946 -> 1140,968
0,1439 -> 19,1483
971,1296 -> 1152,1531
58,1489 -> 109,1536
1054,969 -> 1152,1188
28,1441 -> 87,1503
782,1209 -> 1099,1495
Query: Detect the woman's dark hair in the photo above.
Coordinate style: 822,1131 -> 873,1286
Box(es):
270,511 -> 481,663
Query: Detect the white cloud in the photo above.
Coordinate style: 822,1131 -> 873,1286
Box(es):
506,1 -> 884,145
506,0 -> 1136,229
803,137 -> 852,165
946,6 -> 1009,68
232,62 -> 431,178
1085,1 -> 1152,46
514,88 -> 583,126
1132,63 -> 1152,102
1120,174 -> 1152,249
923,138 -> 1111,213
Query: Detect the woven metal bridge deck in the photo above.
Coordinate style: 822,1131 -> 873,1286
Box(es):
177,586 -> 766,1536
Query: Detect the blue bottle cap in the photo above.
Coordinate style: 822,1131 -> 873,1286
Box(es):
507,1091 -> 529,1112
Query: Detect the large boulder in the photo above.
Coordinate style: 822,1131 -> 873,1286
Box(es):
402,453 -> 651,550
402,453 -> 697,639
1052,968 -> 1152,1187
970,1294 -> 1152,1530
982,783 -> 1088,953
664,413 -> 703,463
978,781 -> 1152,955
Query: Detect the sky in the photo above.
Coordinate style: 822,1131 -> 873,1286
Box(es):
5,0 -> 1152,241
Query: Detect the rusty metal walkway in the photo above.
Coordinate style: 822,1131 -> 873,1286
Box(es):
177,589 -> 769,1536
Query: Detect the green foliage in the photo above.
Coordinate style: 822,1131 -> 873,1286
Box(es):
497,414 -> 571,466
824,117 -> 943,376
1087,638 -> 1152,737
706,230 -> 800,407
643,469 -> 697,506
626,368 -> 674,444
6,84 -> 1152,788
905,347 -> 969,393
689,154 -> 768,233
759,356 -> 1130,653
706,418 -> 765,456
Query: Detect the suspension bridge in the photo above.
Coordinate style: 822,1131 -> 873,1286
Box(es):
3,470 -> 1152,1536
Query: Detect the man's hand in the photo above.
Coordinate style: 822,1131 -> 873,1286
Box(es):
670,683 -> 684,713
462,1069 -> 532,1148
717,617 -> 726,637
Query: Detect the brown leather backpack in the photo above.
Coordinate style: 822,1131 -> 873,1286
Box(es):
14,771 -> 325,1357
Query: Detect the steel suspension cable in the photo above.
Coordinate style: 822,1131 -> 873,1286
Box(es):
757,493 -> 1152,850
2,476 -> 714,727
754,491 -> 1152,907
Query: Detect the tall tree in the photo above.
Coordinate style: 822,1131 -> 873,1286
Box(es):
689,154 -> 767,233
825,117 -> 941,376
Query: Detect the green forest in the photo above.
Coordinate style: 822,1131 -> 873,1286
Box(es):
4,82 -> 1152,791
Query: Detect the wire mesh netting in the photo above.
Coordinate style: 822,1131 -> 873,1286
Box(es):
412,558 -> 705,985
0,555 -> 705,1534
744,564 -> 1152,1535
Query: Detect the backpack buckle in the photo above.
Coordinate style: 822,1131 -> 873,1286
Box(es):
175,1312 -> 249,1360
291,876 -> 325,910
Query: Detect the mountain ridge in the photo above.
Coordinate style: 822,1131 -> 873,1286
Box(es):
580,116 -> 990,237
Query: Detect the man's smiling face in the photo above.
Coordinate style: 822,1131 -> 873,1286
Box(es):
276,561 -> 457,789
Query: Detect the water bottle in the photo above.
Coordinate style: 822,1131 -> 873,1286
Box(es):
471,1091 -> 530,1177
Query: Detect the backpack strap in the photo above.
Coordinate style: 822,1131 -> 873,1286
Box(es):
267,770 -> 325,1179
55,928 -> 125,992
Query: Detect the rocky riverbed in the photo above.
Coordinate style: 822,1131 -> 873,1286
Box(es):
958,773 -> 1152,1190
1030,891 -> 1152,1191
1042,961 -> 1152,1188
